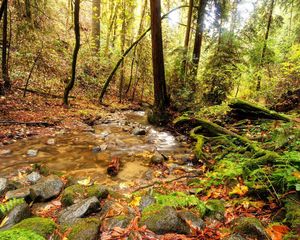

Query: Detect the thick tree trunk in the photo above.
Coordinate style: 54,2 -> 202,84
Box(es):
256,0 -> 274,91
191,0 -> 207,79
92,0 -> 100,52
104,2 -> 116,57
2,0 -> 10,90
150,0 -> 169,111
63,0 -> 80,106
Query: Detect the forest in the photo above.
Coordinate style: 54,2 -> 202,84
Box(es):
0,0 -> 299,239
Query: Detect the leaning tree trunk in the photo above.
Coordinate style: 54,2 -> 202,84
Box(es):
256,0 -> 274,91
63,0 -> 80,106
191,0 -> 207,79
2,0 -> 10,90
92,0 -> 100,52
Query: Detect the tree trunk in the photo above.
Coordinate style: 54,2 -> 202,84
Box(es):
104,2 -> 116,56
25,0 -> 31,19
119,0 -> 126,102
150,0 -> 169,111
2,0 -> 10,90
191,0 -> 207,79
181,0 -> 193,78
63,0 -> 80,106
256,0 -> 274,91
92,0 -> 100,52
0,0 -> 8,21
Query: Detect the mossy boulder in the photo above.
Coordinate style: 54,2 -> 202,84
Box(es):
61,184 -> 109,207
232,217 -> 270,240
102,215 -> 133,231
61,184 -> 85,206
140,206 -> 190,234
205,199 -> 225,221
0,228 -> 45,240
66,218 -> 101,240
12,217 -> 56,238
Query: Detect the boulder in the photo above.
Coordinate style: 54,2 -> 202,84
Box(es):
58,197 -> 100,224
61,184 -> 85,207
150,151 -> 165,165
205,199 -> 225,221
178,211 -> 205,231
86,184 -> 109,200
66,218 -> 101,240
132,128 -> 146,136
5,187 -> 31,200
140,206 -> 190,234
0,178 -> 8,195
30,175 -> 64,202
232,217 -> 270,240
27,172 -> 41,184
12,217 -> 56,238
102,215 -> 133,231
0,203 -> 31,229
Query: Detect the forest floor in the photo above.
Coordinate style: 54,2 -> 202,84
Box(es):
0,90 -> 299,240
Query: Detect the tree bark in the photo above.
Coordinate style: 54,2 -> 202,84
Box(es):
2,0 -> 10,90
191,0 -> 207,79
63,0 -> 80,106
0,0 -> 8,21
256,0 -> 274,91
119,0 -> 126,102
150,0 -> 169,111
25,0 -> 31,19
92,0 -> 100,52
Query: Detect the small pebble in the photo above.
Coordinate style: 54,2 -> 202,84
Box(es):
47,138 -> 56,145
27,149 -> 38,157
27,172 -> 41,184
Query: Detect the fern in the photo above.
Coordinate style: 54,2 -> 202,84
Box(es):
0,198 -> 25,218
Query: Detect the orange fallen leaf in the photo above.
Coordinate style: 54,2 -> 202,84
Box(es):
266,225 -> 290,240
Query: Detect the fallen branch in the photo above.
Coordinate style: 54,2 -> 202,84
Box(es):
18,87 -> 75,99
132,173 -> 200,193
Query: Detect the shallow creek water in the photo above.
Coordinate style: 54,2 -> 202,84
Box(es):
0,111 -> 191,186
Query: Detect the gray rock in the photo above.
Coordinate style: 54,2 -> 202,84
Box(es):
0,178 -> 8,195
0,149 -> 12,155
30,175 -> 63,201
233,217 -> 270,240
150,151 -> 165,164
102,215 -> 133,231
46,138 -> 56,145
132,128 -> 146,136
140,206 -> 190,234
139,195 -> 156,211
0,203 -> 31,230
205,199 -> 225,221
92,144 -> 108,153
59,197 -> 101,224
66,218 -> 101,240
26,172 -> 41,184
5,187 -> 31,200
27,149 -> 38,157
178,211 -> 205,231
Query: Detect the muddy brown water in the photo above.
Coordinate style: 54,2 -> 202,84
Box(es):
0,111 -> 191,185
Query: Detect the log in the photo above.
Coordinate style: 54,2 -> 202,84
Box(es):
0,121 -> 54,127
107,157 -> 120,176
229,99 -> 291,122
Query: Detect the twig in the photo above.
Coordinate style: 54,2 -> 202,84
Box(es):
132,173 -> 200,193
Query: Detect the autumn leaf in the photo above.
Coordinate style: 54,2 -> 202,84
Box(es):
266,225 -> 290,240
77,177 -> 91,186
229,184 -> 248,196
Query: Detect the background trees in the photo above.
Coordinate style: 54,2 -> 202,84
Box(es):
0,0 -> 298,110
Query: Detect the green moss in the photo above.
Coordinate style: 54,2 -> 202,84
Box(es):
285,200 -> 300,230
61,184 -> 85,206
86,184 -> 109,199
190,127 -> 205,159
12,217 -> 56,238
0,228 -> 45,240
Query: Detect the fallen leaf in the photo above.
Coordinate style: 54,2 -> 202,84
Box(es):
229,184 -> 248,196
266,225 -> 290,240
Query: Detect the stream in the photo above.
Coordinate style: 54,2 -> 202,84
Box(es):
0,111 -> 192,186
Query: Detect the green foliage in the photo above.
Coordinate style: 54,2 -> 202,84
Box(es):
0,198 -> 25,219
0,228 -> 45,240
142,192 -> 206,217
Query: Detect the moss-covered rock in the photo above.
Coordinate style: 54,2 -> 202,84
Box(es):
102,215 -> 133,231
232,217 -> 270,240
205,199 -> 225,221
140,206 -> 190,234
67,218 -> 101,240
0,228 -> 45,240
86,184 -> 109,200
61,184 -> 85,206
12,217 -> 56,238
